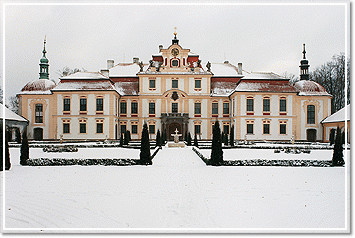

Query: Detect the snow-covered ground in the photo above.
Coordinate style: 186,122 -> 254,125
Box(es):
199,148 -> 345,161
1,146 -> 348,232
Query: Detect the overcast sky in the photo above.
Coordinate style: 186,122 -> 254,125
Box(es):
2,2 -> 348,98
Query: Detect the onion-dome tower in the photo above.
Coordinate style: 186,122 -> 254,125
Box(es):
299,44 -> 310,81
39,36 -> 49,79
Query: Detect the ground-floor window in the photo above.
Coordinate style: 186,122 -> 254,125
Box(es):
63,123 -> 70,134
247,124 -> 253,134
263,123 -> 270,134
195,124 -> 201,135
149,125 -> 155,134
280,124 -> 286,134
223,125 -> 229,134
132,125 -> 138,134
120,125 -> 126,134
96,123 -> 103,133
79,123 -> 86,133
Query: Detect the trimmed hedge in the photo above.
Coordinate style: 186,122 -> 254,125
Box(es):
26,158 -> 139,166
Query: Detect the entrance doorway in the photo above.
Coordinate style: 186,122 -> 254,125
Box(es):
306,129 -> 317,142
33,128 -> 43,141
168,122 -> 182,141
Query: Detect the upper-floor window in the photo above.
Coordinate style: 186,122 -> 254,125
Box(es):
172,80 -> 178,89
195,79 -> 201,89
120,102 -> 127,114
96,98 -> 103,112
280,98 -> 287,112
149,102 -> 155,115
263,98 -> 270,112
172,103 -> 178,113
131,102 -> 138,114
307,105 -> 315,124
212,103 -> 218,115
35,104 -> 43,123
149,79 -> 156,89
246,98 -> 254,112
194,102 -> 201,115
63,98 -> 70,112
80,98 -> 87,112
223,103 -> 229,115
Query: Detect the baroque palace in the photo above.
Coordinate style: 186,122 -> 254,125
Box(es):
18,32 -> 332,142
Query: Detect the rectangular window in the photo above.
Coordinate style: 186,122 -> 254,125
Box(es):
80,123 -> 86,133
280,99 -> 287,112
149,125 -> 155,134
247,98 -> 254,112
80,98 -> 87,112
132,125 -> 138,134
194,103 -> 201,115
172,103 -> 178,113
172,80 -> 178,89
35,104 -> 43,123
149,102 -> 155,115
212,103 -> 218,115
96,123 -> 103,133
63,123 -> 70,134
131,102 -> 138,114
96,98 -> 103,112
195,125 -> 201,135
263,124 -> 270,134
195,79 -> 201,89
120,102 -> 127,114
263,98 -> 270,112
63,98 -> 70,112
307,105 -> 315,124
223,103 -> 229,115
223,125 -> 230,135
120,125 -> 126,134
247,124 -> 254,134
280,124 -> 286,134
149,79 -> 156,89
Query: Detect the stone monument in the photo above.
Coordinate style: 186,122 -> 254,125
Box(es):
167,128 -> 185,147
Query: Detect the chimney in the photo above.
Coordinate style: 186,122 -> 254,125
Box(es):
159,45 -> 163,51
107,60 -> 114,69
133,57 -> 139,64
237,63 -> 242,75
100,69 -> 109,77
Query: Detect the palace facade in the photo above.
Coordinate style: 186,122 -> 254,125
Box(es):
18,33 -> 332,142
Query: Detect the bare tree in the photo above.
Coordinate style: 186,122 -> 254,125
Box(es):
0,86 -> 3,104
282,72 -> 299,85
7,96 -> 19,114
57,67 -> 87,77
310,53 -> 350,113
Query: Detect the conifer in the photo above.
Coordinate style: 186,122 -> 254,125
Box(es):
187,132 -> 192,146
156,129 -> 161,147
210,121 -> 223,166
140,123 -> 152,165
332,127 -> 344,166
230,126 -> 234,147
20,131 -> 29,166
194,133 -> 198,147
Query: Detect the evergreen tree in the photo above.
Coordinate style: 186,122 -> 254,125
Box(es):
194,133 -> 198,147
341,131 -> 345,144
119,133 -> 124,147
20,131 -> 29,166
156,129 -> 161,147
140,123 -> 152,165
184,131 -> 188,142
210,121 -> 223,166
224,133 -> 229,146
187,132 -> 192,146
5,133 -> 11,170
329,128 -> 336,145
0,126 -> 3,171
162,129 -> 167,144
230,126 -> 234,146
332,127 -> 344,166
15,129 -> 21,144
124,131 -> 130,145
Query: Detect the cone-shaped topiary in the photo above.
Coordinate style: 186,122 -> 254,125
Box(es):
194,133 -> 198,147
0,126 -> 3,171
230,126 -> 234,147
15,129 -> 21,144
224,132 -> 229,146
187,132 -> 192,146
156,129 -> 161,147
332,127 -> 344,166
329,128 -> 335,145
124,131 -> 129,145
119,133 -> 124,147
210,121 -> 223,166
20,131 -> 29,166
140,123 -> 152,165
184,131 -> 188,142
5,131 -> 11,170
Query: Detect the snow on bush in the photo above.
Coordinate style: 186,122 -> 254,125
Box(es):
26,158 -> 139,166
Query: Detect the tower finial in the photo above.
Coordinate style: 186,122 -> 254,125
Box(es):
174,27 -> 177,36
42,35 -> 47,56
172,27 -> 179,45
302,43 -> 306,59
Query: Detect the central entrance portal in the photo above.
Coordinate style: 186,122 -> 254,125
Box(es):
161,113 -> 189,141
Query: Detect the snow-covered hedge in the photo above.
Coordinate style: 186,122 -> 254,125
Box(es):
223,160 -> 334,167
192,147 -> 208,163
26,158 -> 139,166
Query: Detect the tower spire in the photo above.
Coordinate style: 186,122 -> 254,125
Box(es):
172,27 -> 179,45
39,36 -> 49,79
299,43 -> 310,80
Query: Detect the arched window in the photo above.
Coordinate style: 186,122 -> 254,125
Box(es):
307,105 -> 315,124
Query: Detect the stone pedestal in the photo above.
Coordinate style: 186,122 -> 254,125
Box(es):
167,142 -> 185,148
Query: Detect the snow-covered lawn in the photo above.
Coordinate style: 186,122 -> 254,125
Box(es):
1,146 -> 348,232
199,148 -> 344,161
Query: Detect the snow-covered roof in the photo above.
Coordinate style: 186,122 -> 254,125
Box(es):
211,81 -> 238,97
0,103 -> 28,123
293,80 -> 331,96
115,81 -> 139,96
242,72 -> 286,80
60,72 -> 108,80
109,63 -> 149,77
52,80 -> 115,91
322,105 -> 350,123
19,79 -> 56,95
235,80 -> 297,93
209,62 -> 242,77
